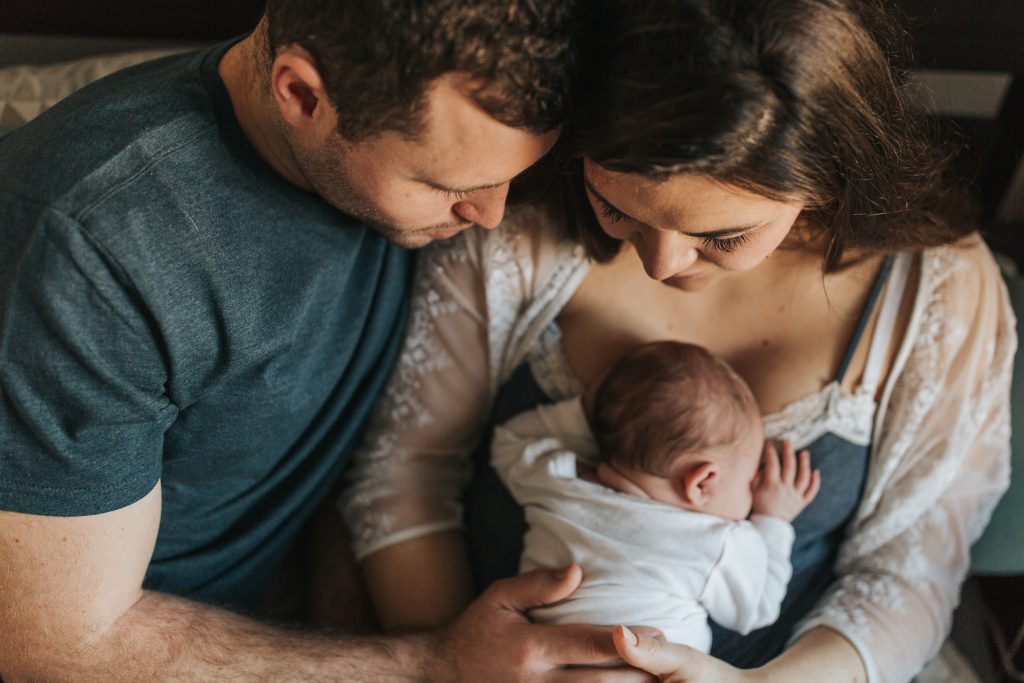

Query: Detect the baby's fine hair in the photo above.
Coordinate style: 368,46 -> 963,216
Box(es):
591,341 -> 760,476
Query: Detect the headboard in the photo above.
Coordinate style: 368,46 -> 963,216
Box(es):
0,0 -> 265,41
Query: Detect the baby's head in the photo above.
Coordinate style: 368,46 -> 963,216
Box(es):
590,341 -> 763,520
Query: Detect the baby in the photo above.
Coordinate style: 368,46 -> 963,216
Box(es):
491,340 -> 820,650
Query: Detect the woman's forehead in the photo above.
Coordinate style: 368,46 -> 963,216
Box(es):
584,160 -> 800,230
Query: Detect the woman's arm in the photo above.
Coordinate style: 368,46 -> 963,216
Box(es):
339,230 -> 492,630
361,531 -> 475,630
791,241 -> 1016,682
340,211 -> 592,630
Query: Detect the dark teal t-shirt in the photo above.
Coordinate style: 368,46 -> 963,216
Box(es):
0,42 -> 412,607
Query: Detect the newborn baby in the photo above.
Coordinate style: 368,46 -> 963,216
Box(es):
491,340 -> 820,649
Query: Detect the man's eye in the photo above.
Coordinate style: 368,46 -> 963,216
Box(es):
436,188 -> 471,201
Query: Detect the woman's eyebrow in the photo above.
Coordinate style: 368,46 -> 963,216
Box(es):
583,175 -> 760,237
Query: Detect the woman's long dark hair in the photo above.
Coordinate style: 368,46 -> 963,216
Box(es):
559,0 -> 972,272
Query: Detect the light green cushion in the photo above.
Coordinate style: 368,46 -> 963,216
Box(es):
970,268 -> 1024,574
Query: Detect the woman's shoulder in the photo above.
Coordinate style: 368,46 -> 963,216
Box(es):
429,200 -> 578,266
457,201 -> 589,281
919,233 -> 1007,309
500,201 -> 582,253
911,234 -> 1015,356
922,233 -> 1001,281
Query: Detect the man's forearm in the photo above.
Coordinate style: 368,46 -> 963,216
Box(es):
13,590 -> 440,683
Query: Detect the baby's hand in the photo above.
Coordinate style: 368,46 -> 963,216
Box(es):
751,440 -> 820,522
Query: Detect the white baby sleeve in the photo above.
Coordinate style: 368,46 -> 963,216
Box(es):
700,514 -> 795,634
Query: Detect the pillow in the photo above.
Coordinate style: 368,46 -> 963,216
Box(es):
0,48 -> 188,133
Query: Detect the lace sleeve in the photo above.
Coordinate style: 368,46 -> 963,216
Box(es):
339,207 -> 590,560
792,238 -> 1016,683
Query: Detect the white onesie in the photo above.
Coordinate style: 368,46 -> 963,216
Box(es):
491,396 -> 796,650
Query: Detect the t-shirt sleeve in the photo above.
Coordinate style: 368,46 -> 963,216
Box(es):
0,203 -> 176,515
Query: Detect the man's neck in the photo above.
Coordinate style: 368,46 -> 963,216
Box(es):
217,30 -> 312,191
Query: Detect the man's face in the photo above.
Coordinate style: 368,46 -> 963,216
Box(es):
288,74 -> 560,248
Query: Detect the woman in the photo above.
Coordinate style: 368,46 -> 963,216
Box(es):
340,1 -> 1015,681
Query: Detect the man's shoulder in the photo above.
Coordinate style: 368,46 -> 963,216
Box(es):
0,47 -> 225,216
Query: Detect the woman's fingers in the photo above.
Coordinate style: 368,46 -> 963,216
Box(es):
536,622 -> 664,670
614,625 -> 700,677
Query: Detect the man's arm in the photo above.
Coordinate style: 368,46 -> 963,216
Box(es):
0,484 -> 431,681
0,484 -> 653,682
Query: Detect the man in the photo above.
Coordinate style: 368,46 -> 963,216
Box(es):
0,2 -> 653,679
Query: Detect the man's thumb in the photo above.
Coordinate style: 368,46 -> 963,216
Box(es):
484,564 -> 583,613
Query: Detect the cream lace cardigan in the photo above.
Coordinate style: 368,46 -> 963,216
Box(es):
340,208 -> 1015,683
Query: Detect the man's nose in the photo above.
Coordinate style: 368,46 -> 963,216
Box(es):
452,184 -> 510,229
636,231 -> 698,281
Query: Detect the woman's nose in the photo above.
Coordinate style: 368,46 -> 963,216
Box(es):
636,231 -> 698,281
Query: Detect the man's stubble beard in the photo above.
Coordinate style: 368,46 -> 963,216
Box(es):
283,129 -> 469,249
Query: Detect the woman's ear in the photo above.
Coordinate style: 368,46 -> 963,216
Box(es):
269,47 -> 331,132
672,461 -> 718,508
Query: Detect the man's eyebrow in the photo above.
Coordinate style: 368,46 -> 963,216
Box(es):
583,175 -> 761,238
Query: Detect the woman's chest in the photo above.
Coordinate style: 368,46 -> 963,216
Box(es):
558,252 -> 884,414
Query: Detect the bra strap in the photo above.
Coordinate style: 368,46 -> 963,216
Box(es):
835,254 -> 895,383
859,252 -> 913,395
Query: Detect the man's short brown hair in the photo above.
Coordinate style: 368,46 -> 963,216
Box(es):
592,341 -> 760,476
264,0 -> 576,141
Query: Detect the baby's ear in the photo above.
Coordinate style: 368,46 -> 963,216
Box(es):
674,461 -> 718,507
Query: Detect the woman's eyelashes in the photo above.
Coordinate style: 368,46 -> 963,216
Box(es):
596,194 -> 629,223
701,232 -> 750,253
594,193 -> 754,253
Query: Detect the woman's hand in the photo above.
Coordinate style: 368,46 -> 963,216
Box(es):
613,625 -> 868,683
612,625 -> 758,683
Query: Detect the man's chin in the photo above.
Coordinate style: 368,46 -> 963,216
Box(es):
381,231 -> 436,249
375,223 -> 474,249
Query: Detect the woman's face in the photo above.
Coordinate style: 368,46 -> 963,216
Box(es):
583,160 -> 805,291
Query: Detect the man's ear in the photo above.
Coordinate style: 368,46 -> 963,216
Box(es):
269,47 -> 330,131
671,461 -> 718,508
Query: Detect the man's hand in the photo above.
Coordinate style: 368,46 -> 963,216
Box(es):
751,440 -> 820,522
432,564 -> 658,682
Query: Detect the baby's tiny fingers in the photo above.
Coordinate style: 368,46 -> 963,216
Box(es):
762,442 -> 780,480
780,440 -> 797,483
794,450 -> 812,490
804,469 -> 822,501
